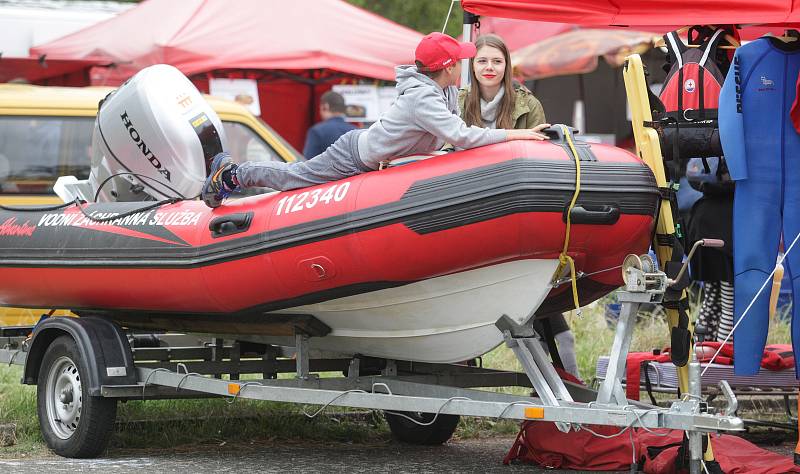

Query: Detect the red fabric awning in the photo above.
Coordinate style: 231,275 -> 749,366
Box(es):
473,17 -> 574,51
0,57 -> 106,84
461,0 -> 800,27
31,0 -> 422,81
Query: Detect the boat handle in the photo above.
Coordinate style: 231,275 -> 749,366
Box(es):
543,124 -> 580,141
564,205 -> 620,225
209,212 -> 253,238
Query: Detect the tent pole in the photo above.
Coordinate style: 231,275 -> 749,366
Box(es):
462,11 -> 479,87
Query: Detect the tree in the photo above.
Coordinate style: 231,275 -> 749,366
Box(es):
346,0 -> 463,37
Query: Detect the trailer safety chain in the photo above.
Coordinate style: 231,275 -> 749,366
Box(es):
581,404 -> 672,438
302,389 -> 369,418
226,381 -> 266,404
384,396 -> 472,427
175,363 -> 201,392
552,124 -> 583,315
579,406 -> 672,471
141,368 -> 172,399
494,400 -> 539,421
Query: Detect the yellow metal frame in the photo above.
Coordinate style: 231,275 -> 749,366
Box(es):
622,54 -> 691,391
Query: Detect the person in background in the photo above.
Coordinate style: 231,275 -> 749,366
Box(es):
533,313 -> 580,380
458,34 -> 546,130
302,91 -> 356,159
202,32 -> 551,208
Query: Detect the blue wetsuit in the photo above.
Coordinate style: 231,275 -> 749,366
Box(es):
719,37 -> 800,376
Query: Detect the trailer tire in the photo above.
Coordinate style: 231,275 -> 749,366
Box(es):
384,411 -> 459,445
36,335 -> 117,458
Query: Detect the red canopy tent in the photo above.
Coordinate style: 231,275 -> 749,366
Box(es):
461,0 -> 800,27
472,17 -> 574,51
31,0 -> 423,149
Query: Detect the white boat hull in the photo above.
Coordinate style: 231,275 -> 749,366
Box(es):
241,259 -> 559,363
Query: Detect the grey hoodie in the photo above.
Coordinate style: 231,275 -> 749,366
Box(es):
356,65 -> 507,169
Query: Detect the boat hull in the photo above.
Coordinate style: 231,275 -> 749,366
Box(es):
0,140 -> 658,361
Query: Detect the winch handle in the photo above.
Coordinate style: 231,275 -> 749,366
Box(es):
700,238 -> 725,248
668,238 -> 726,287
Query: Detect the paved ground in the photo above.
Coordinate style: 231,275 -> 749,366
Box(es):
0,437 -> 611,473
2,436 -> 797,473
1,428 -> 795,473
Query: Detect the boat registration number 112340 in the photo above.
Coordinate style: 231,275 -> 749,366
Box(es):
275,182 -> 351,216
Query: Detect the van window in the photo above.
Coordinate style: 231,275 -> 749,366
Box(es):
0,116 -> 287,197
0,116 -> 93,194
221,121 -> 283,164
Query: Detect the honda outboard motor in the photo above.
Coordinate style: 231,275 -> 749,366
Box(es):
88,64 -> 226,202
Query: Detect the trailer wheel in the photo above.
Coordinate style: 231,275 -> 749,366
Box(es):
384,411 -> 460,445
36,335 -> 117,458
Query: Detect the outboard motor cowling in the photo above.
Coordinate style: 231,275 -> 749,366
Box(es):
89,64 -> 227,202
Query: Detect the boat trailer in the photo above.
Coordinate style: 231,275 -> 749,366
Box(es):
0,254 -> 741,473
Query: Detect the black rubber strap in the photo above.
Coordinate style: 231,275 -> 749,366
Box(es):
642,360 -> 659,405
540,318 -> 565,370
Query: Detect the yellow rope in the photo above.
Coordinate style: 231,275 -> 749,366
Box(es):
554,125 -> 582,313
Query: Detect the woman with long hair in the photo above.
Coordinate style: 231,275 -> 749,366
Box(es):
459,35 -> 579,378
459,34 -> 546,130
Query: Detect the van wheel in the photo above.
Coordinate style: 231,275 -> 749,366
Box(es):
384,411 -> 459,445
37,335 -> 117,458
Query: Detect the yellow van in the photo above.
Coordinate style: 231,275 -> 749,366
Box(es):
0,83 -> 301,327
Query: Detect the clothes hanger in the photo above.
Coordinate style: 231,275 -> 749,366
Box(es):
770,29 -> 800,42
708,25 -> 741,48
653,25 -> 739,50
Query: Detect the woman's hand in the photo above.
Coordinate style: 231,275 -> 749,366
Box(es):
506,123 -> 551,141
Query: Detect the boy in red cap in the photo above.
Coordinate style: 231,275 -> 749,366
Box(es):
202,32 -> 550,207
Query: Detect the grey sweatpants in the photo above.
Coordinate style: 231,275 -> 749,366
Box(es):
538,329 -> 580,380
236,129 -> 371,191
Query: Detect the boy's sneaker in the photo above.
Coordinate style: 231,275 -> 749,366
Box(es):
202,152 -> 239,208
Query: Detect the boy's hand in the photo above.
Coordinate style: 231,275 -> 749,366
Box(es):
507,123 -> 551,141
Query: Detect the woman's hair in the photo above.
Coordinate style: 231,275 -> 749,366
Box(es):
463,34 -> 516,130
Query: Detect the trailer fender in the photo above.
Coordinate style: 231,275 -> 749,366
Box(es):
23,317 -> 136,396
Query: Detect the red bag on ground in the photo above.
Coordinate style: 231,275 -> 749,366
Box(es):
638,429 -> 800,474
503,421 -> 635,470
505,422 -> 800,473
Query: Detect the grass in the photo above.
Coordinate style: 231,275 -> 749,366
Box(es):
0,363 -> 391,456
0,296 -> 794,456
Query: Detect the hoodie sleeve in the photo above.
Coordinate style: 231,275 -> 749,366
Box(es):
413,88 -> 507,149
719,48 -> 747,181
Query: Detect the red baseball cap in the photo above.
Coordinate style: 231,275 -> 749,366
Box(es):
415,32 -> 477,72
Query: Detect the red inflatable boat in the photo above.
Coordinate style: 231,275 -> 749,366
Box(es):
0,137 -> 657,362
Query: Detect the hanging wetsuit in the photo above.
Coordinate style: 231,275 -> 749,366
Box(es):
719,37 -> 800,376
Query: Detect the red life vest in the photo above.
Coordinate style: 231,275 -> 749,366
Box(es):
659,28 -> 726,119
